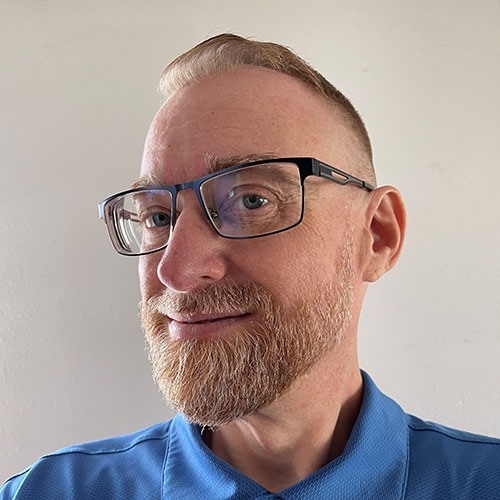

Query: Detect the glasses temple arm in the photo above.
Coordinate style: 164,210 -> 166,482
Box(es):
318,162 -> 374,192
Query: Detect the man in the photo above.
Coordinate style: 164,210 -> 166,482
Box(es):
2,33 -> 499,499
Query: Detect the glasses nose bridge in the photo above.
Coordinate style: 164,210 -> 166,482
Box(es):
170,179 -> 208,229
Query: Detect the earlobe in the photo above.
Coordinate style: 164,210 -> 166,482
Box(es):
361,186 -> 406,282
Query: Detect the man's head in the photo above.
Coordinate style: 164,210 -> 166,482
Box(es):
103,34 -> 405,427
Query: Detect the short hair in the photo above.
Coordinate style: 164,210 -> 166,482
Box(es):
159,33 -> 375,183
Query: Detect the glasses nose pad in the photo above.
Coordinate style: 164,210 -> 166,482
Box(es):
194,185 -> 220,231
195,205 -> 220,237
207,207 -> 219,222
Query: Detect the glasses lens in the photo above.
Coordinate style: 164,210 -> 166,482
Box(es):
108,189 -> 172,255
200,162 -> 303,238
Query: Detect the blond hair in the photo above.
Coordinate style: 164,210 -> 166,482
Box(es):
159,33 -> 374,181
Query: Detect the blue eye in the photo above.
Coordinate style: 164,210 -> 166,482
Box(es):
240,193 -> 268,210
146,212 -> 171,228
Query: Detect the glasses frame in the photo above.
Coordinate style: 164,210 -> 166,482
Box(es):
98,157 -> 375,256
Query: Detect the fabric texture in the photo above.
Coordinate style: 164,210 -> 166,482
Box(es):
2,372 -> 499,499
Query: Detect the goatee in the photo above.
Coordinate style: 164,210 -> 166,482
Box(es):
140,242 -> 354,428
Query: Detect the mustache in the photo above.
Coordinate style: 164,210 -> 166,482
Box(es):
141,281 -> 272,317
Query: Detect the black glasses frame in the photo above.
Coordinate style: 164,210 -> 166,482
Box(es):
98,157 -> 375,256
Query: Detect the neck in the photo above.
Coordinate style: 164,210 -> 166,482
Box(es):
207,358 -> 363,492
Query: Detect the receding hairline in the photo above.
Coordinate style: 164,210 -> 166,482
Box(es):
157,33 -> 376,185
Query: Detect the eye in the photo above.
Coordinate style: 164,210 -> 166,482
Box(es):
145,211 -> 171,228
238,193 -> 268,210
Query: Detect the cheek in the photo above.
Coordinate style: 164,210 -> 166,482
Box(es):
238,229 -> 330,298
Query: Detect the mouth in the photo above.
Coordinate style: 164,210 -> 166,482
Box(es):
169,311 -> 248,323
166,312 -> 252,340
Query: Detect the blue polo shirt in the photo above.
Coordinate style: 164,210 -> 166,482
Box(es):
2,372 -> 500,499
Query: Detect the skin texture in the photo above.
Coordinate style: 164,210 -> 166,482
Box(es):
138,66 -> 406,491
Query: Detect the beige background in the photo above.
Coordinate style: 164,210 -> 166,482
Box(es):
1,0 -> 499,481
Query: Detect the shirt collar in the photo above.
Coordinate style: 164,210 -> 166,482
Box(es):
163,371 -> 409,499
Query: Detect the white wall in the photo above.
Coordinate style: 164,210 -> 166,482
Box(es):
1,0 -> 499,481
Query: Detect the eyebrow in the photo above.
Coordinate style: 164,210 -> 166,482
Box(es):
130,152 -> 281,189
205,152 -> 281,174
130,172 -> 164,189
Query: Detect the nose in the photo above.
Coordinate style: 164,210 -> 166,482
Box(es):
155,193 -> 229,292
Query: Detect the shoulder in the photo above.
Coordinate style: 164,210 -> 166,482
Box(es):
1,420 -> 173,500
407,413 -> 500,460
405,414 -> 500,499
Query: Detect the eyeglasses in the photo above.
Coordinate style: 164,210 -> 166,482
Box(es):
98,157 -> 374,256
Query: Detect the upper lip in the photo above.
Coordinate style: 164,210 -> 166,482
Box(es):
167,312 -> 249,324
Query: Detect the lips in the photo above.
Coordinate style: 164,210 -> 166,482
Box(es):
166,312 -> 251,340
168,312 -> 247,324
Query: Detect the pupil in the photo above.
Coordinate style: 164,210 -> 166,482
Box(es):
152,212 -> 169,226
243,194 -> 264,209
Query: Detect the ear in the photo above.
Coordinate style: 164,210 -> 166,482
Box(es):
360,186 -> 406,282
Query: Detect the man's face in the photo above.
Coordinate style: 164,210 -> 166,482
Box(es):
138,67 -> 368,427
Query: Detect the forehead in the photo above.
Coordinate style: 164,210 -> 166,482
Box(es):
139,67 -> 346,185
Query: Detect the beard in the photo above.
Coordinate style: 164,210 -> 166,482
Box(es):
140,237 -> 354,429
